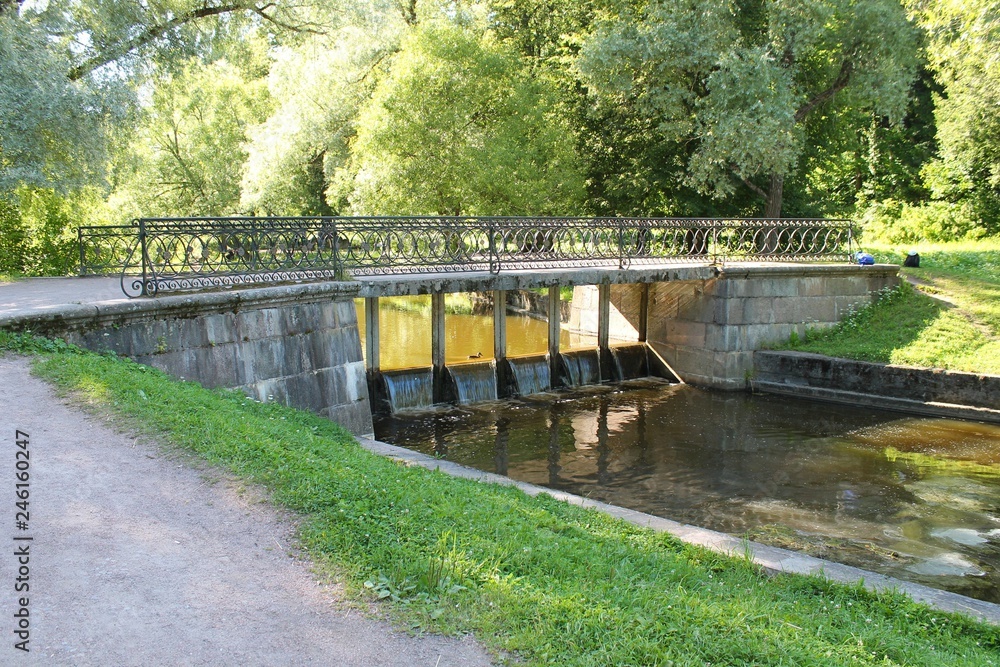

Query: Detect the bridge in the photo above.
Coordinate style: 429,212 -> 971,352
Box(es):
78,216 -> 856,296
0,216 -> 897,437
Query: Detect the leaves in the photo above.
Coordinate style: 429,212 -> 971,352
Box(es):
346,18 -> 586,216
577,0 -> 919,215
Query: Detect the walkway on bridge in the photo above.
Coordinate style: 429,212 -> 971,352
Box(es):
1,260 -> 722,319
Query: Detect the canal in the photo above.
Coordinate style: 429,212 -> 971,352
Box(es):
376,381 -> 1000,603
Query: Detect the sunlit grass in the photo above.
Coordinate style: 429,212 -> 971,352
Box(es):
1,333 -> 996,666
786,239 -> 1000,374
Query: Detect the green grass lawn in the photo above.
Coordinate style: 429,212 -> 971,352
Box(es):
3,333 -> 998,666
783,239 -> 1000,374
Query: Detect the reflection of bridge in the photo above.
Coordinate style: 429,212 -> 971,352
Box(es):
78,216 -> 856,297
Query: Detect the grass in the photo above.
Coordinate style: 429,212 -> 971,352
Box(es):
782,239 -> 1000,374
2,331 -> 998,666
530,285 -> 576,301
360,294 -> 484,316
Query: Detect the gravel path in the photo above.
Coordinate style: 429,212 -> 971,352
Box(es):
0,356 -> 494,666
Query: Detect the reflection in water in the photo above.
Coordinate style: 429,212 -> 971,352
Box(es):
356,296 -> 599,369
376,382 -> 1000,602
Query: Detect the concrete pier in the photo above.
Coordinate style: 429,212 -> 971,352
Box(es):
548,286 -> 561,388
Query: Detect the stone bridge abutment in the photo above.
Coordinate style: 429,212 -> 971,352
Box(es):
570,265 -> 899,389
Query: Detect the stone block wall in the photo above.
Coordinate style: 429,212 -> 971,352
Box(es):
27,283 -> 374,436
568,284 -> 642,341
754,351 -> 1000,413
645,265 -> 899,389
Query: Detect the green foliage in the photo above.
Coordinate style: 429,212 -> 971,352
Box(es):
0,9 -> 125,192
861,199 -> 983,244
803,67 -> 940,218
1,0 -> 307,196
8,0 -> 1000,255
112,56 -> 271,218
910,0 -> 1000,234
240,3 -> 409,216
346,18 -> 586,215
0,186 -> 112,275
486,0 -> 595,61
0,330 -> 81,355
22,343 -> 1000,665
577,0 -> 919,216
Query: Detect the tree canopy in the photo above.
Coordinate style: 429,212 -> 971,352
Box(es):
2,0 -> 1000,275
346,18 -> 586,215
577,0 -> 919,217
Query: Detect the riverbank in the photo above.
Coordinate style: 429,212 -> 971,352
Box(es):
4,332 -> 998,666
779,240 -> 1000,375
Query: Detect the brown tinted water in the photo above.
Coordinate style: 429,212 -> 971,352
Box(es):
375,382 -> 1000,603
356,296 -> 600,368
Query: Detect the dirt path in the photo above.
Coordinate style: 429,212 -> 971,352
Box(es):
0,356 -> 493,666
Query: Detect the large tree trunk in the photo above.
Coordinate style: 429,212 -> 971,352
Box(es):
764,173 -> 784,218
307,151 -> 334,216
759,173 -> 785,254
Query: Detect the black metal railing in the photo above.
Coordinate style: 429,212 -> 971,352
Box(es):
77,216 -> 856,297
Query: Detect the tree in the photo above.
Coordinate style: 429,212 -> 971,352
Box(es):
240,4 -> 408,215
112,55 -> 271,218
1,0 -> 319,196
577,0 -> 919,217
345,19 -> 586,215
909,0 -> 1000,233
0,9 -> 126,192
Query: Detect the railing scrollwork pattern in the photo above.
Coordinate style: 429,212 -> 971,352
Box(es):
76,216 -> 856,298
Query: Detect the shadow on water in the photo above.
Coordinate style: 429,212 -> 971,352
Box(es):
376,382 -> 1000,603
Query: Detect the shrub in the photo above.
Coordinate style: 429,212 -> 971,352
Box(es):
0,186 -> 113,276
859,199 -> 984,244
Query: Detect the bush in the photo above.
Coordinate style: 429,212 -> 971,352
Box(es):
0,186 -> 112,276
859,199 -> 985,244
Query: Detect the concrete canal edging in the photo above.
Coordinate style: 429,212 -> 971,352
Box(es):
752,351 -> 1000,424
356,436 -> 1000,626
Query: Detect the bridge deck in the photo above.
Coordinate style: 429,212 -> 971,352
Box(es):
0,260 -> 868,322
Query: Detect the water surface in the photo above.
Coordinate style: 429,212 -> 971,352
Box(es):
356,296 -> 602,369
376,383 -> 1000,602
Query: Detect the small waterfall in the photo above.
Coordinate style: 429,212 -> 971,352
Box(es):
610,344 -> 649,381
508,355 -> 551,395
561,349 -> 601,387
448,361 -> 498,404
382,368 -> 434,411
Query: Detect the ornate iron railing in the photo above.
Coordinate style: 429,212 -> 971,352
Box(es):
77,216 -> 855,297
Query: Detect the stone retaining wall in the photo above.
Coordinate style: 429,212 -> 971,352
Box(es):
753,350 -> 1000,422
646,265 -> 900,389
2,283 -> 374,436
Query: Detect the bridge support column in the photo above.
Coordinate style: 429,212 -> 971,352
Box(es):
548,286 -> 562,388
364,296 -> 381,414
598,282 -> 611,382
638,283 -> 649,343
432,291 -> 446,404
493,290 -> 511,397
364,297 -> 380,372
